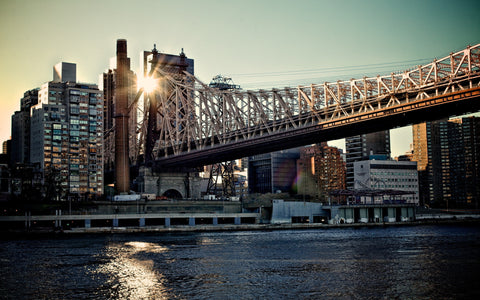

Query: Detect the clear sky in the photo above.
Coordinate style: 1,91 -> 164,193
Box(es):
1,0 -> 479,156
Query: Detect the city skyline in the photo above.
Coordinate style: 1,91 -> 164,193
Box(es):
1,0 -> 480,157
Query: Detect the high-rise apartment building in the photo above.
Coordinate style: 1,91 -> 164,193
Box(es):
297,143 -> 346,201
248,149 -> 300,194
412,117 -> 480,208
461,117 -> 480,208
345,131 -> 390,189
11,111 -> 30,164
10,89 -> 39,164
30,63 -> 103,199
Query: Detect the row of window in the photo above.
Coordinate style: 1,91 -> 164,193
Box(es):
372,184 -> 418,189
70,119 -> 101,125
70,90 -> 101,97
370,176 -> 418,182
43,155 -> 98,163
70,107 -> 98,115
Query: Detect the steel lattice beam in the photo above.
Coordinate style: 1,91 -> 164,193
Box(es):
138,43 -> 480,168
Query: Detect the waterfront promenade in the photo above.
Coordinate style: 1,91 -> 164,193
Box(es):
1,210 -> 479,235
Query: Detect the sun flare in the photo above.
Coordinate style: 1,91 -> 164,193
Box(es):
138,76 -> 158,93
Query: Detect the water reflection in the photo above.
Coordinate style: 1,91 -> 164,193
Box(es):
1,225 -> 479,299
91,241 -> 172,299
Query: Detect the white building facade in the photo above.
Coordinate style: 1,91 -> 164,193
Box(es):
354,160 -> 419,204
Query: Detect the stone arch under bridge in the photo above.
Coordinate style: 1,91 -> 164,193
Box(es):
161,189 -> 183,199
136,167 -> 204,199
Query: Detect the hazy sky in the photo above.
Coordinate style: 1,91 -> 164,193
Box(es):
1,0 -> 479,156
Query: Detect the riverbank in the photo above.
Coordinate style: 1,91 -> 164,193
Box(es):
2,217 -> 479,238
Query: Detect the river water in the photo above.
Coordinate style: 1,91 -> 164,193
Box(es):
1,224 -> 479,299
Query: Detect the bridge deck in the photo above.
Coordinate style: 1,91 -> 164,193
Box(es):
155,85 -> 480,168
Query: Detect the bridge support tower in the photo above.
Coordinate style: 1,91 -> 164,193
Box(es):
136,166 -> 204,199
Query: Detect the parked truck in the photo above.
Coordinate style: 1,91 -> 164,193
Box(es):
113,194 -> 141,201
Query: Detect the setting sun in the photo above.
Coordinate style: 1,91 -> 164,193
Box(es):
138,76 -> 158,93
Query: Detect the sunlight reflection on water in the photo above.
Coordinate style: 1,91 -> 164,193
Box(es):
91,241 -> 171,299
1,225 -> 480,299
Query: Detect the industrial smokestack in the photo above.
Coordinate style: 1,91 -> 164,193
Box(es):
115,39 -> 130,194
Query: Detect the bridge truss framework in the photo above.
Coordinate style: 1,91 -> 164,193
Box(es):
133,43 -> 480,168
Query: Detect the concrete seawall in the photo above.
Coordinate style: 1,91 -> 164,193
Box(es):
2,216 -> 479,236
0,212 -> 260,232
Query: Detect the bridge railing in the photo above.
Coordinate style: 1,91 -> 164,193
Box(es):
298,43 -> 480,116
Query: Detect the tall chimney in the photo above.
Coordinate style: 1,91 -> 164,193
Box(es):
115,39 -> 130,194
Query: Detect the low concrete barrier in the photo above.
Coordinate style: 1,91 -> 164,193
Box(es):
0,212 -> 260,230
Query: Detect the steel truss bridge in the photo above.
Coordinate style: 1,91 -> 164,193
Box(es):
134,43 -> 480,169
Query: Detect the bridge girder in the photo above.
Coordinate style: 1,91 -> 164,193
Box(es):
137,43 -> 480,168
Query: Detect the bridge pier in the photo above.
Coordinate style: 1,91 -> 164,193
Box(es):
136,166 -> 204,199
